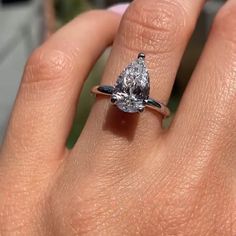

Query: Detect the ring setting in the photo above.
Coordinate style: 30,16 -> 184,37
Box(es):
91,53 -> 170,117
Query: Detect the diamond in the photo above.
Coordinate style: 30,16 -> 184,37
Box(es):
111,53 -> 150,113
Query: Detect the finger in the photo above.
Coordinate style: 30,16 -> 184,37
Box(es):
2,10 -> 121,162
74,0 -> 205,167
169,0 -> 236,167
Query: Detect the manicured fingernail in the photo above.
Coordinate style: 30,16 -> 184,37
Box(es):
108,3 -> 129,15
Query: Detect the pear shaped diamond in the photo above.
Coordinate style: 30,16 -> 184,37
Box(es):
111,53 -> 150,113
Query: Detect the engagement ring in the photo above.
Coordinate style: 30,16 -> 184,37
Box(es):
91,53 -> 170,117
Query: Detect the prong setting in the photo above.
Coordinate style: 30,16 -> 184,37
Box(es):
138,107 -> 144,113
111,96 -> 117,104
138,52 -> 145,59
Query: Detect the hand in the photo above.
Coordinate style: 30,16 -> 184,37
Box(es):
0,0 -> 235,235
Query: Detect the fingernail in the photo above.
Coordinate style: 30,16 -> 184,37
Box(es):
108,3 -> 129,15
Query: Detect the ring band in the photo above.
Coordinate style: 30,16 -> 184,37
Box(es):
91,53 -> 170,118
91,85 -> 170,117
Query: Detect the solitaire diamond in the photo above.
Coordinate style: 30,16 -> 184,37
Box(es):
111,53 -> 150,113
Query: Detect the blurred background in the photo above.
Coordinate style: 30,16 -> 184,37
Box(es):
0,0 -> 225,147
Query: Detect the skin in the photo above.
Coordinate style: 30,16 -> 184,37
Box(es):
0,0 -> 235,235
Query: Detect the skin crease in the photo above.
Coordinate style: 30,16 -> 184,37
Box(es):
0,0 -> 235,235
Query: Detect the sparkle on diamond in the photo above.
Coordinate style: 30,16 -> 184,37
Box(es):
112,55 -> 150,113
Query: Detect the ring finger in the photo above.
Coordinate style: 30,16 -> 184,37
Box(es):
74,0 -> 206,167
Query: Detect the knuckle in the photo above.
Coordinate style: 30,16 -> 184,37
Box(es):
212,4 -> 236,44
23,46 -> 73,86
119,0 -> 193,54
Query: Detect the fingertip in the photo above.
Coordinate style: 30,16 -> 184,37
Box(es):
108,3 -> 129,15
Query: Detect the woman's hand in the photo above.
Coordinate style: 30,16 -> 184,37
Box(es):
0,0 -> 235,235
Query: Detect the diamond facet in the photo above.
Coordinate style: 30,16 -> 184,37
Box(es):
112,53 -> 150,113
